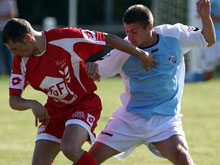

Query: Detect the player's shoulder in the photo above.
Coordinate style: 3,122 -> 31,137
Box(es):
154,23 -> 198,38
44,27 -> 83,41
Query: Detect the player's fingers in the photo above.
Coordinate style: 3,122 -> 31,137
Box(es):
95,74 -> 101,82
151,63 -> 156,68
46,112 -> 49,124
86,63 -> 98,79
86,63 -> 95,77
40,114 -> 48,123
85,63 -> 92,76
145,66 -> 150,72
97,74 -> 101,81
39,113 -> 48,124
92,66 -> 99,78
85,64 -> 89,73
35,117 -> 38,127
93,74 -> 99,81
153,59 -> 159,66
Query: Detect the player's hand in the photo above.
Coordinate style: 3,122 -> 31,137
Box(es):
85,62 -> 101,81
197,0 -> 211,19
138,48 -> 158,72
29,100 -> 49,127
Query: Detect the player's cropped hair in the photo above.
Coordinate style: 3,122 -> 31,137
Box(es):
123,4 -> 154,28
2,18 -> 33,43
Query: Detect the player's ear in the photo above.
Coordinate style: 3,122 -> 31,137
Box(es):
147,23 -> 153,31
23,33 -> 33,42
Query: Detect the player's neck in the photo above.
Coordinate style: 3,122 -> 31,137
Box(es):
33,32 -> 46,55
148,32 -> 158,47
140,31 -> 158,48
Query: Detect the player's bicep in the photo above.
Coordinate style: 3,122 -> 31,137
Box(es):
73,30 -> 106,60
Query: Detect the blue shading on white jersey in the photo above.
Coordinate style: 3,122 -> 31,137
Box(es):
123,35 -> 182,119
211,0 -> 220,41
97,23 -> 207,120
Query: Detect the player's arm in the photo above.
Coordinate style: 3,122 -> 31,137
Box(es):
105,33 -> 157,72
10,95 -> 49,126
10,95 -> 39,110
197,0 -> 216,47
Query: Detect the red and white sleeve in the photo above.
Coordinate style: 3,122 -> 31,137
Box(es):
9,56 -> 27,96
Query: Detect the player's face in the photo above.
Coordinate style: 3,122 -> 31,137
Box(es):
6,39 -> 34,57
124,22 -> 150,47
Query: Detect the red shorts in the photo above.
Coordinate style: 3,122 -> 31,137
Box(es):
36,94 -> 102,143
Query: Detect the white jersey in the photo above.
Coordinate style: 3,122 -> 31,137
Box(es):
96,23 -> 207,120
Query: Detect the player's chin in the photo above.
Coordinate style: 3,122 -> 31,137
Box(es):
131,41 -> 138,47
132,41 -> 141,47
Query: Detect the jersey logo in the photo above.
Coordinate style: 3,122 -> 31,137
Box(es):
39,66 -> 78,104
169,56 -> 177,64
188,26 -> 199,32
10,74 -> 24,90
84,31 -> 93,39
72,111 -> 85,119
12,77 -> 22,86
82,30 -> 96,41
87,113 -> 95,127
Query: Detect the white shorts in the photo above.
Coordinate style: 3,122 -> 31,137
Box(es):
200,42 -> 220,72
95,106 -> 187,158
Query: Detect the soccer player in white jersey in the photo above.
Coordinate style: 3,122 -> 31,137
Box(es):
86,0 -> 216,165
2,18 -> 156,165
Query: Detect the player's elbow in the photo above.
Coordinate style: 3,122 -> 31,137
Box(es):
207,39 -> 216,47
9,98 -> 17,110
9,95 -> 20,110
207,34 -> 216,47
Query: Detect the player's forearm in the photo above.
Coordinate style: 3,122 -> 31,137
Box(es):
201,16 -> 216,47
9,95 -> 35,111
105,33 -> 147,60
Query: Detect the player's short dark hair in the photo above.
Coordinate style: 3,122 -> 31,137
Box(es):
2,18 -> 33,43
123,4 -> 154,28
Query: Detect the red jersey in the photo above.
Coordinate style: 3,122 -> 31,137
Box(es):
9,27 -> 106,108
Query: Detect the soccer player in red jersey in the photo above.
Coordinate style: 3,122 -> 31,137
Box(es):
2,18 -> 157,165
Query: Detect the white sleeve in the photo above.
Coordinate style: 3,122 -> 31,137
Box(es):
176,23 -> 208,53
154,23 -> 208,54
96,49 -> 130,80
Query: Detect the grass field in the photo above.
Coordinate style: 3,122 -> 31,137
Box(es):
0,75 -> 220,165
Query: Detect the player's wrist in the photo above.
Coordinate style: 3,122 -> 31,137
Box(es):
135,47 -> 148,59
200,14 -> 212,21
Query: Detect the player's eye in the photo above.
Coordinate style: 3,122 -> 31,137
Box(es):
132,31 -> 138,34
